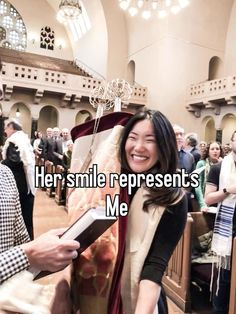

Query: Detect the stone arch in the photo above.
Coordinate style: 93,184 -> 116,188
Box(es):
38,105 -> 58,134
9,102 -> 31,135
208,56 -> 223,80
75,110 -> 92,125
127,60 -> 135,85
201,116 -> 216,142
220,113 -> 236,144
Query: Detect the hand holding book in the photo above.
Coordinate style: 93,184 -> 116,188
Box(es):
29,206 -> 116,279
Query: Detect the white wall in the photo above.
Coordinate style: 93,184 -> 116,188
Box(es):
125,0 -> 233,131
101,0 -> 128,80
224,0 -> 236,75
69,0 -> 108,78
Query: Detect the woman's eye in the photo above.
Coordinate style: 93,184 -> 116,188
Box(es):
146,138 -> 155,143
128,136 -> 136,140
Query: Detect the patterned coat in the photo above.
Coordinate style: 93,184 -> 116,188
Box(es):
0,164 -> 30,284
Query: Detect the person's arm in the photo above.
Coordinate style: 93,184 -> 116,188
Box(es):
135,194 -> 188,313
205,184 -> 226,205
205,183 -> 236,205
0,247 -> 30,284
135,280 -> 161,314
0,230 -> 80,284
204,162 -> 236,205
194,161 -> 207,210
20,229 -> 80,272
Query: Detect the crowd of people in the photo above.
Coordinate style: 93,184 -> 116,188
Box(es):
0,112 -> 235,314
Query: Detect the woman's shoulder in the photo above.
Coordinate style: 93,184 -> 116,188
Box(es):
166,193 -> 188,216
196,159 -> 205,168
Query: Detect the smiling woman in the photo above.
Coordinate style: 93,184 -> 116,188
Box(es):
116,110 -> 188,313
52,110 -> 188,314
124,119 -> 158,173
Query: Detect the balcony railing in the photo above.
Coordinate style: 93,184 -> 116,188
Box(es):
1,62 -> 147,107
186,75 -> 236,117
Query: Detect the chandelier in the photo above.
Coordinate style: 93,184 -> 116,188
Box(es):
57,0 -> 82,24
118,0 -> 190,19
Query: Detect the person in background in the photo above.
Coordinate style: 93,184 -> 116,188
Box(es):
62,140 -> 73,171
61,140 -> 73,201
173,125 -> 195,173
2,119 -> 35,239
223,143 -> 232,156
33,130 -> 43,156
185,132 -> 201,164
39,127 -> 53,162
199,141 -> 207,155
52,127 -> 61,141
195,141 -> 223,212
205,130 -> 236,314
173,124 -> 195,211
54,128 -> 71,166
0,163 -> 80,284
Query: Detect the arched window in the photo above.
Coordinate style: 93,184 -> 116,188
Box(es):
0,0 -> 27,51
40,26 -> 55,50
208,56 -> 223,80
127,60 -> 135,85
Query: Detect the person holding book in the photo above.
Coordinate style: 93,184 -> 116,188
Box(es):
0,163 -> 80,284
52,110 -> 187,314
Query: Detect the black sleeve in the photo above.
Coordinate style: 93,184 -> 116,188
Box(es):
140,194 -> 188,284
1,142 -> 21,166
206,162 -> 221,189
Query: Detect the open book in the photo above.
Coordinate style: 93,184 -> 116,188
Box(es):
30,206 -> 117,279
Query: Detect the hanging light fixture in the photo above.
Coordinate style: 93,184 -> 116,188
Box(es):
118,0 -> 190,20
57,0 -> 82,24
16,107 -> 20,118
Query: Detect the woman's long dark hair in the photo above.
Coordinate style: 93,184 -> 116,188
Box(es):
120,109 -> 183,210
201,141 -> 223,161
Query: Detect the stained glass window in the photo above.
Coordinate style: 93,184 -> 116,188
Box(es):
0,0 -> 27,51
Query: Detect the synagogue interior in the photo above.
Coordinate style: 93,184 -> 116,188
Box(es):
0,0 -> 236,313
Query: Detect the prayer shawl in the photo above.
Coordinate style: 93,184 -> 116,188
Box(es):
2,130 -> 36,195
121,187 -> 165,314
211,152 -> 236,270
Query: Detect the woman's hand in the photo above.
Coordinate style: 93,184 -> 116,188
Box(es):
200,206 -> 209,213
135,280 -> 161,314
